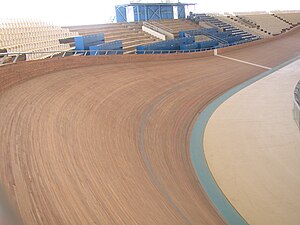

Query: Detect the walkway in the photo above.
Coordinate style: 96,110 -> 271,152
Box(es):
204,58 -> 300,225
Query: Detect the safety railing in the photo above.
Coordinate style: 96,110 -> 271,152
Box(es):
293,81 -> 300,129
0,49 -> 126,66
135,47 -> 218,54
0,38 -> 256,66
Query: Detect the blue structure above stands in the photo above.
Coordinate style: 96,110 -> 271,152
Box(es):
115,2 -> 196,23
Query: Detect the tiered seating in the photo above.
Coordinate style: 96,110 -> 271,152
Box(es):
214,15 -> 271,38
0,19 -> 78,60
149,19 -> 203,37
189,14 -> 259,42
181,28 -> 246,46
272,12 -> 300,26
67,22 -> 159,54
239,14 -> 293,35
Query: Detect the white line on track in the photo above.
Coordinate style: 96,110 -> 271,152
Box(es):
214,50 -> 272,70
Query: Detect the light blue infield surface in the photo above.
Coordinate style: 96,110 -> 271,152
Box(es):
190,55 -> 300,225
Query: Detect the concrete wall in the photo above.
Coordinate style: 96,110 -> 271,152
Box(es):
0,51 -> 213,94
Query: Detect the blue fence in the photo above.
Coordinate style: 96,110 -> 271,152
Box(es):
198,40 -> 219,48
75,33 -> 105,50
89,40 -> 123,55
136,37 -> 195,53
180,28 -> 244,45
180,40 -> 219,51
136,35 -> 222,53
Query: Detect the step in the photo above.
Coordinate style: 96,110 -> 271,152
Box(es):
123,40 -> 158,51
105,34 -> 148,42
123,38 -> 156,47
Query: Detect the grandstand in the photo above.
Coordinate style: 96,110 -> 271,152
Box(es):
235,13 -> 293,35
147,19 -> 204,37
272,11 -> 300,26
67,22 -> 160,54
189,13 -> 260,41
214,15 -> 271,38
1,12 -> 299,63
0,19 -> 78,61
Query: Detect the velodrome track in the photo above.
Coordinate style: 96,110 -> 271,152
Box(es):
0,28 -> 299,225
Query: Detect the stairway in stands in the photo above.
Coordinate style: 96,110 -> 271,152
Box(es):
216,15 -> 271,38
271,12 -> 300,27
190,14 -> 260,41
236,14 -> 293,35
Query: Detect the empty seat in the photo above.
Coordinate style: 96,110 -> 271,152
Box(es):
0,18 -> 78,60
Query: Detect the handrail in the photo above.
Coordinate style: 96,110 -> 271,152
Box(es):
0,50 -> 125,66
294,81 -> 300,106
0,38 -> 256,66
293,98 -> 300,129
293,81 -> 300,129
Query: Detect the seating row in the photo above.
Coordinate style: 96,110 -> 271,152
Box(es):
0,33 -> 76,49
273,13 -> 300,26
67,22 -> 159,54
5,40 -> 62,52
26,44 -> 72,60
89,40 -> 123,55
0,19 -> 78,60
241,14 -> 292,35
0,27 -> 74,35
214,15 -> 270,38
188,14 -> 259,41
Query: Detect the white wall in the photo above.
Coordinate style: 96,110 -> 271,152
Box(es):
126,6 -> 135,22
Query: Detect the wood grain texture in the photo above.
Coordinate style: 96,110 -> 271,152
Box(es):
0,29 -> 299,225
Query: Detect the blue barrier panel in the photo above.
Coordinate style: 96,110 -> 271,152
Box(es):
136,37 -> 195,52
179,31 -> 186,38
180,43 -> 198,50
180,37 -> 195,45
89,40 -> 123,55
225,35 -> 243,43
180,28 -> 219,38
75,33 -> 105,50
198,40 -> 219,49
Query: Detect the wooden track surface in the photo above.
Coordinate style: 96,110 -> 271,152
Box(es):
0,30 -> 299,225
